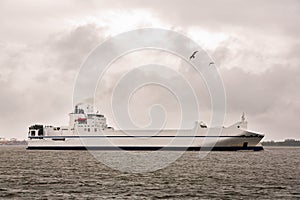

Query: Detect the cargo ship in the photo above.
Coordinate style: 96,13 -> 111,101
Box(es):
27,103 -> 264,151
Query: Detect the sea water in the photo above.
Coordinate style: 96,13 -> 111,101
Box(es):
0,146 -> 299,199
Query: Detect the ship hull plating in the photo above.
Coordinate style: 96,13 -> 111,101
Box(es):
27,135 -> 264,151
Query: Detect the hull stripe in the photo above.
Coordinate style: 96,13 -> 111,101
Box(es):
27,146 -> 264,151
29,135 -> 263,139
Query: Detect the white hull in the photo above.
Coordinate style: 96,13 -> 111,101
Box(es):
27,129 -> 264,151
27,103 -> 264,151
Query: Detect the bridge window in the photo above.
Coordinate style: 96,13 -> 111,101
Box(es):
38,130 -> 43,136
31,130 -> 35,136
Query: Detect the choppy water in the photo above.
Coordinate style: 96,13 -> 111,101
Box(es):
0,146 -> 299,199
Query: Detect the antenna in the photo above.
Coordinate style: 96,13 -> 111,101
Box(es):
241,112 -> 245,122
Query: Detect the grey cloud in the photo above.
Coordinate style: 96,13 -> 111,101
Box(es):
1,0 -> 299,43
221,65 -> 300,140
47,24 -> 105,71
0,24 -> 107,139
0,0 -> 299,141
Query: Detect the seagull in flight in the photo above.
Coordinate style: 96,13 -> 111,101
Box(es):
189,51 -> 198,60
209,62 -> 215,66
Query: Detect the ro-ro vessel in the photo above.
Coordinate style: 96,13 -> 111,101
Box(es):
27,103 -> 264,151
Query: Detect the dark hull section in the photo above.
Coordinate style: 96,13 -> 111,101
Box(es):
27,146 -> 264,151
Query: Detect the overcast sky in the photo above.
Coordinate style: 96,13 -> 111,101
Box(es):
0,0 -> 299,140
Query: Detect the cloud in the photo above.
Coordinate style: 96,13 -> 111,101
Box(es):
0,1 -> 299,140
0,24 -> 106,139
221,65 -> 300,140
48,24 -> 104,71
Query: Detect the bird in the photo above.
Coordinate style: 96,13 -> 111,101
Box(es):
189,51 -> 198,60
208,62 -> 215,66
